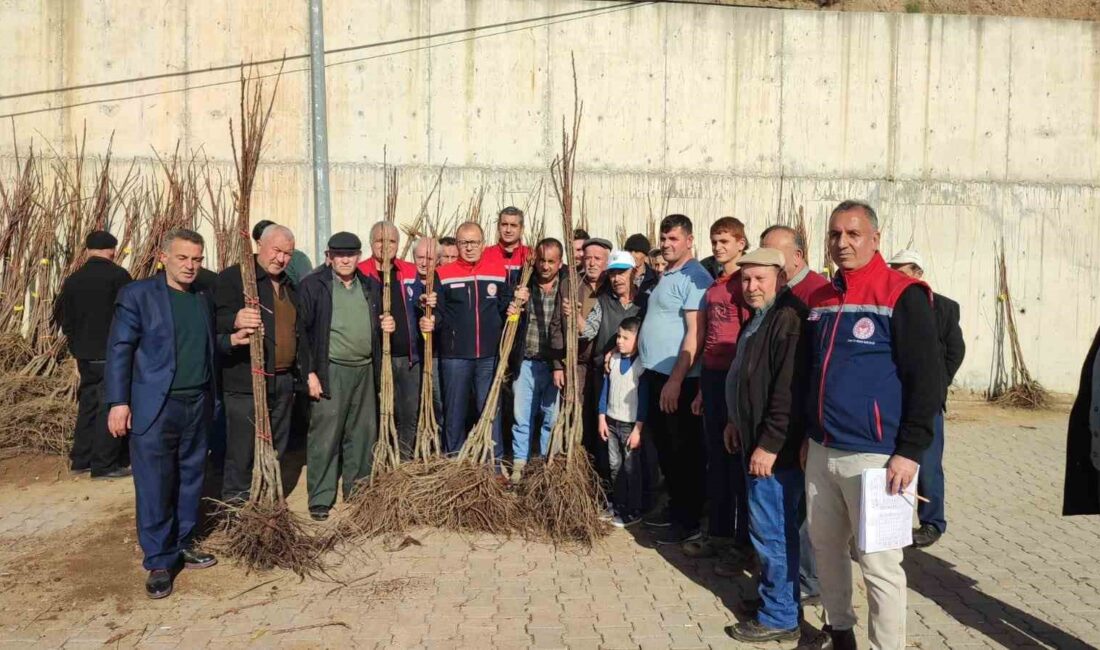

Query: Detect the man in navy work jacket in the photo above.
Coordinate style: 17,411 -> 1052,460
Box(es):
420,221 -> 528,457
803,201 -> 942,650
105,229 -> 251,600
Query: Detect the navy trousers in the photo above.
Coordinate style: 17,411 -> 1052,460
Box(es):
130,392 -> 211,571
440,357 -> 501,458
700,367 -> 749,544
918,412 -> 947,533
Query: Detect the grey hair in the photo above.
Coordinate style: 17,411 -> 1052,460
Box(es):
831,200 -> 879,231
760,225 -> 806,254
161,228 -> 204,251
369,221 -> 400,241
260,224 -> 295,243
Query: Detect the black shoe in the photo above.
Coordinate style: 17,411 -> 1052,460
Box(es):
310,507 -> 330,522
70,465 -> 90,475
740,593 -> 819,616
725,620 -> 800,642
145,569 -> 173,599
828,626 -> 857,650
643,506 -> 672,528
180,548 -> 217,569
912,523 -> 942,548
91,467 -> 132,480
655,525 -> 702,546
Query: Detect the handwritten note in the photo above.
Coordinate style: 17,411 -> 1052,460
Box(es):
858,468 -> 919,553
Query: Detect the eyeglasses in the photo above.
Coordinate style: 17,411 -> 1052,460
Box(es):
457,240 -> 483,248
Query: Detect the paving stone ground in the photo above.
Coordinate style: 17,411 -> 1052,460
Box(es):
0,398 -> 1098,649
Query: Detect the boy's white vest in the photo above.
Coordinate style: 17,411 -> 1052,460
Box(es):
606,351 -> 644,423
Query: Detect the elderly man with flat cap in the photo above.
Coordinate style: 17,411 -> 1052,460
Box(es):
296,232 -> 394,521
722,247 -> 809,643
53,230 -> 133,478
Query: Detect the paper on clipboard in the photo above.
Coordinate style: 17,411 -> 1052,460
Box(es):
858,467 -> 919,553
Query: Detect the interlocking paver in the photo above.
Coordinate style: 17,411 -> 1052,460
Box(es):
1,401 -> 1099,649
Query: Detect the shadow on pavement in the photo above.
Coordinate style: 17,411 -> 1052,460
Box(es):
625,517 -> 828,647
904,548 -> 1092,649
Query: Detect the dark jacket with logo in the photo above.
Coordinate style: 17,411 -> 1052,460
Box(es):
358,257 -> 421,366
806,253 -> 942,461
53,257 -> 133,360
214,258 -> 297,395
434,255 -> 513,360
295,269 -> 383,393
730,289 -> 808,470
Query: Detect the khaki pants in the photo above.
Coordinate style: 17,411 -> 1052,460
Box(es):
805,440 -> 907,650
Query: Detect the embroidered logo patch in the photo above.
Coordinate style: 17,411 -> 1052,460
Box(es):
486,284 -> 498,297
406,286 -> 414,298
808,311 -> 822,321
853,317 -> 875,340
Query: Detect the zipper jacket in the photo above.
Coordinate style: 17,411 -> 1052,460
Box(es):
434,255 -> 513,360
358,257 -> 421,366
482,242 -> 530,286
806,252 -> 940,459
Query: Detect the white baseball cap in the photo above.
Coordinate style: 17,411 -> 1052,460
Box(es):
887,249 -> 924,270
607,250 -> 635,271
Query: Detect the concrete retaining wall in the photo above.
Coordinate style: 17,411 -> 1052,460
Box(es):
2,0 -> 1098,392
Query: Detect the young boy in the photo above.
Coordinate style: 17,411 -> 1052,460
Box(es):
598,317 -> 649,527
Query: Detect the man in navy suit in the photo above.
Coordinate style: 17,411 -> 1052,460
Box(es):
105,229 -> 251,599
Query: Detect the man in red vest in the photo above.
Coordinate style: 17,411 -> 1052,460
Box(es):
803,201 -> 942,650
482,206 -> 530,286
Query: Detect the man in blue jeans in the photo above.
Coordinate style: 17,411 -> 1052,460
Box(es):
722,248 -> 808,643
507,239 -> 565,481
422,222 -> 527,457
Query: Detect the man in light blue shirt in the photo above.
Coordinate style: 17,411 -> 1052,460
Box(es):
638,214 -> 712,545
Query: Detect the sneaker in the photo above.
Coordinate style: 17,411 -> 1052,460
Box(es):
912,523 -> 942,548
309,507 -> 330,522
725,620 -> 800,642
70,465 -> 90,475
611,513 -> 641,529
655,525 -> 702,546
145,569 -> 173,599
91,467 -> 132,480
180,548 -> 217,569
643,506 -> 672,528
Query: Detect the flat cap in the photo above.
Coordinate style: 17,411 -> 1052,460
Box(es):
887,249 -> 924,270
738,247 -> 785,269
623,233 -> 651,254
85,230 -> 118,250
252,220 -> 276,242
582,237 -> 613,252
327,231 -> 362,252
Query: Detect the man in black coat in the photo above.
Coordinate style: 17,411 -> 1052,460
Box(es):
889,250 -> 966,548
1064,324 -> 1100,516
52,230 -> 133,478
214,224 -> 299,504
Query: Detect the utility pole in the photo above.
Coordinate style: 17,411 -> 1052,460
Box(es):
308,0 -> 332,258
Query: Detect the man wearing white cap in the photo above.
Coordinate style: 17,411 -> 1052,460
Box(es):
888,249 -> 965,548
578,248 -> 647,494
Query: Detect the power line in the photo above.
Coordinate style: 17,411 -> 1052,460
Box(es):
0,2 -> 641,102
1,1 -> 653,121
